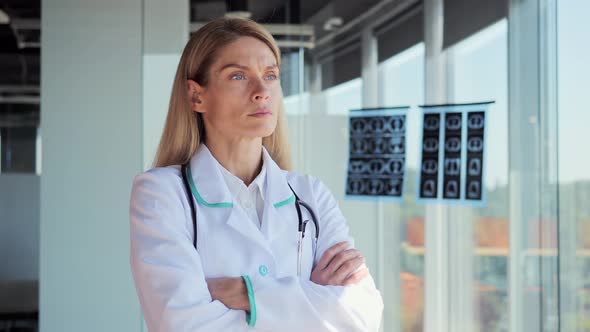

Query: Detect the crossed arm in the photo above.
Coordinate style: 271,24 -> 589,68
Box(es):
130,171 -> 383,331
206,241 -> 370,311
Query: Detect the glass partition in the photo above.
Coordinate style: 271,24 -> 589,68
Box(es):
378,43 -> 425,332
558,1 -> 590,330
449,19 -> 509,331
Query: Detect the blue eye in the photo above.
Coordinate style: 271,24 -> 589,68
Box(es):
230,74 -> 245,80
265,74 -> 278,80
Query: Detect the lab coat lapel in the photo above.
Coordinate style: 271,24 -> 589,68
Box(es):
260,148 -> 298,242
189,144 -> 272,254
189,144 -> 234,206
188,144 -> 233,226
226,205 -> 271,254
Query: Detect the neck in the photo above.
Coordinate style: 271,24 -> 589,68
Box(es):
205,135 -> 263,186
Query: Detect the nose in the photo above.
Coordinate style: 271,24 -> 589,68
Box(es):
253,94 -> 270,102
251,79 -> 271,103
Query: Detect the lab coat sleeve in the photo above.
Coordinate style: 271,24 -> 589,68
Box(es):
129,170 -> 248,332
249,176 -> 384,332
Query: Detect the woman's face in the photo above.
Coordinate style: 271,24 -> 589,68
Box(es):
189,36 -> 282,141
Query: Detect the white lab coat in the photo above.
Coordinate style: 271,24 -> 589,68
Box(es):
129,144 -> 384,332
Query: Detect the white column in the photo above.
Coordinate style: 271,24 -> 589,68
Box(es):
40,1 -> 188,331
140,1 -> 189,331
423,0 -> 450,331
302,58 -> 322,174
361,27 -> 378,109
40,1 -> 143,331
360,26 -> 388,332
362,25 -> 402,332
446,48 -> 474,332
142,0 -> 189,169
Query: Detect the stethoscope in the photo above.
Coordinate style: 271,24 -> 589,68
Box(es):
181,162 -> 319,276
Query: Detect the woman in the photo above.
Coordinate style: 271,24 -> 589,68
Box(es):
129,17 -> 383,331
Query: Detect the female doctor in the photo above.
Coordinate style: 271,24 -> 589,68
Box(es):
129,17 -> 383,332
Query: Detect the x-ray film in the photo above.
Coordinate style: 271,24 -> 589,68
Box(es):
418,113 -> 441,199
417,102 -> 492,205
346,107 -> 409,201
465,111 -> 486,201
442,112 -> 462,199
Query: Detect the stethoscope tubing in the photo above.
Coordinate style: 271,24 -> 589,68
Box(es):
182,162 -> 320,275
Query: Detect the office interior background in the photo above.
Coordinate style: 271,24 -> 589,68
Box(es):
0,0 -> 588,331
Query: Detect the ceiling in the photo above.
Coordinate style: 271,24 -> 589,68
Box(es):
0,0 -> 382,127
191,0 -> 382,41
0,0 -> 40,127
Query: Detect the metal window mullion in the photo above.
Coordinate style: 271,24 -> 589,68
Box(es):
538,0 -> 560,330
508,1 -> 539,329
508,0 -> 559,331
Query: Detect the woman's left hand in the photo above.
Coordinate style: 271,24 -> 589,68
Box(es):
206,277 -> 250,311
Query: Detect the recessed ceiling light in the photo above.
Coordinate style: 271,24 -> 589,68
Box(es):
0,9 -> 10,24
225,11 -> 251,19
323,17 -> 343,31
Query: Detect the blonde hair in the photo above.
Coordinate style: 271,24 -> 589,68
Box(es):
153,17 -> 292,170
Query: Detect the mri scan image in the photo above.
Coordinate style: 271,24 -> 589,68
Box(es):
346,109 -> 407,198
419,112 -> 441,199
418,105 -> 488,204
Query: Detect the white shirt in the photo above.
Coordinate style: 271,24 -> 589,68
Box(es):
218,159 -> 266,229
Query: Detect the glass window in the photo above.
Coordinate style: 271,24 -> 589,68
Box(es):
0,126 -> 38,173
301,77 -> 368,286
284,92 -> 310,115
378,42 -> 425,332
300,76 -> 362,183
324,78 -> 362,115
0,103 -> 40,174
558,1 -> 590,330
450,19 -> 509,331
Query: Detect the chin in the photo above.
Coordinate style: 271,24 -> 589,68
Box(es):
244,126 -> 274,139
259,127 -> 276,138
248,119 -> 277,138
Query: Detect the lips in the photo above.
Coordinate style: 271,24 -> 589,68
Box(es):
249,108 -> 273,117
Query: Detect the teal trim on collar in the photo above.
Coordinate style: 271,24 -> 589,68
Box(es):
273,194 -> 295,208
186,164 -> 233,208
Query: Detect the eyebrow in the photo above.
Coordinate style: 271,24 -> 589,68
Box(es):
217,63 -> 279,73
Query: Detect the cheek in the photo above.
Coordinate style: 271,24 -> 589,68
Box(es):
270,86 -> 283,108
209,88 -> 243,116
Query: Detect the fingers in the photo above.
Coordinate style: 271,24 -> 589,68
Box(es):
324,248 -> 362,276
331,254 -> 365,284
341,267 -> 370,286
205,277 -> 250,311
315,241 -> 349,270
310,242 -> 370,287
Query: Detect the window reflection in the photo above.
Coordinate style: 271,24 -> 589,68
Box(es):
451,19 -> 509,331
379,43 -> 425,332
558,1 -> 590,330
324,78 -> 362,115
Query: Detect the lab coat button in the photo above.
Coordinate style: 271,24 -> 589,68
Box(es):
259,265 -> 268,276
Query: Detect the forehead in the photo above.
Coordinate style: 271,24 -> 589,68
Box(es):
213,36 -> 278,69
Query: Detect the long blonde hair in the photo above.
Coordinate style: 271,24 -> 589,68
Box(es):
153,17 -> 292,170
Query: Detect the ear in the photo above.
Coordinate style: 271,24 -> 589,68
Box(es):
186,79 -> 206,113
